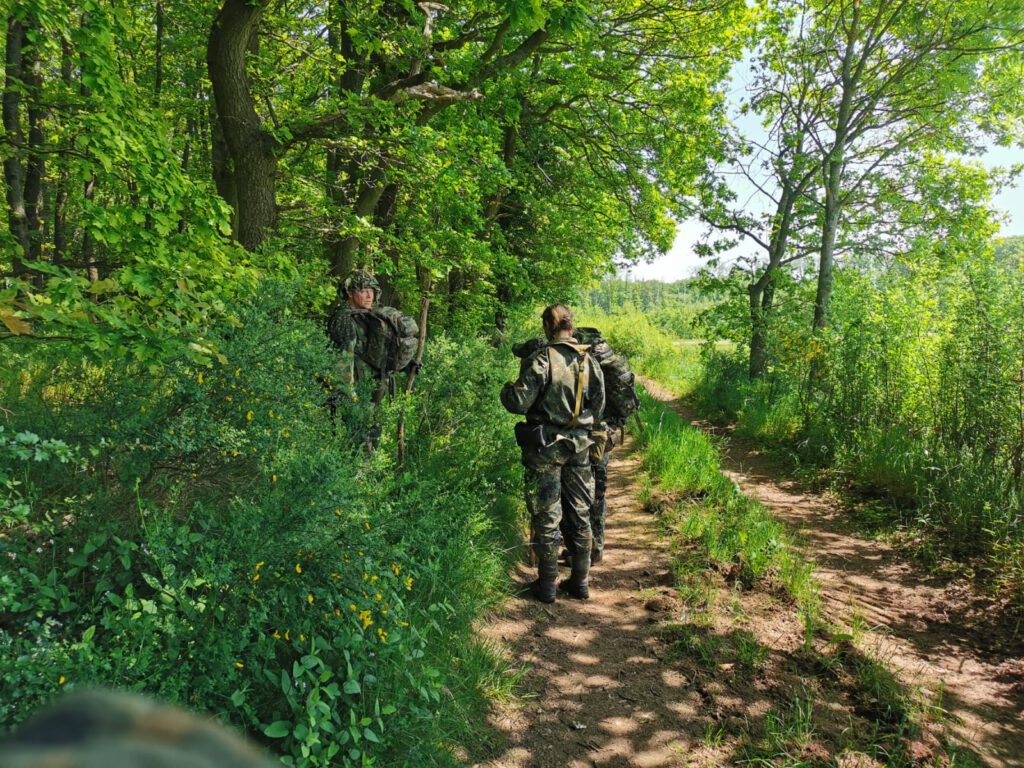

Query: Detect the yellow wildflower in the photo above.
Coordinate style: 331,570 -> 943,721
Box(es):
58,676 -> 66,685
246,410 -> 254,422
377,628 -> 388,643
284,630 -> 290,641
273,630 -> 281,639
404,577 -> 413,591
252,574 -> 260,582
299,634 -> 305,641
358,610 -> 373,630
307,593 -> 314,605
391,563 -> 401,576
375,593 -> 382,601
255,561 -> 265,571
295,563 -> 302,574
197,372 -> 204,385
334,608 -> 341,617
370,575 -> 379,584
364,522 -> 371,530
234,662 -> 244,669
349,603 -> 357,611
272,474 -> 278,483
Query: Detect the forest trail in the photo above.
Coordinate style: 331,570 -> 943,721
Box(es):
475,382 -> 1024,767
640,380 -> 1024,768
477,431 -> 711,767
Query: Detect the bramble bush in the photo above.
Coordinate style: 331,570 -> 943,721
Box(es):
0,281 -> 524,766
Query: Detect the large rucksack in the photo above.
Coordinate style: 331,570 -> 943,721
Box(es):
355,306 -> 420,375
574,327 -> 639,426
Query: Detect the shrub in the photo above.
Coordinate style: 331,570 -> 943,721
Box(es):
0,281 -> 524,766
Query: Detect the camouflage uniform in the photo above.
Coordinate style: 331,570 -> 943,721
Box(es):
326,270 -> 388,448
326,270 -> 380,398
560,333 -> 627,565
501,338 -> 605,597
0,690 -> 277,768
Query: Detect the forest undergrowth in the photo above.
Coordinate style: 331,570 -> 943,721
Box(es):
0,281 -> 529,767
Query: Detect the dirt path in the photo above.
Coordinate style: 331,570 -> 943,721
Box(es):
478,432 -> 709,768
641,381 -> 1024,768
474,386 -> 1024,768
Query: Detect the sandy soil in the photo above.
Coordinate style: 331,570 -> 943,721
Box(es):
472,385 -> 1024,768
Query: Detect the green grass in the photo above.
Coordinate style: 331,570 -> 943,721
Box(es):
634,376 -> 975,768
636,391 -> 819,621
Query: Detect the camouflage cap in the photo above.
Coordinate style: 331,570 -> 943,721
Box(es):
344,269 -> 380,295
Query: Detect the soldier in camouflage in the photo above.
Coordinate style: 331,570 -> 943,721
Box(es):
501,304 -> 605,603
0,690 -> 277,768
326,269 -> 380,398
560,331 -> 626,567
326,269 -> 386,449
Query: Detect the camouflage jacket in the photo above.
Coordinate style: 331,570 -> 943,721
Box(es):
501,337 -> 605,450
326,304 -> 375,391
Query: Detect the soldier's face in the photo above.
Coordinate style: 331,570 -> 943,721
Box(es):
348,287 -> 375,309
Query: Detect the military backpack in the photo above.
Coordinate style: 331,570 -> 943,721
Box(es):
355,306 -> 420,376
573,327 -> 639,426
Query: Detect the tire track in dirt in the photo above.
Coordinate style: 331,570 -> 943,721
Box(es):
642,380 -> 1024,768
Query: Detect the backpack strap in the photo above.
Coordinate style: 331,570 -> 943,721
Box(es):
569,351 -> 590,430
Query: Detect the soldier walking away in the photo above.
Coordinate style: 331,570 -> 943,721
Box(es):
559,327 -> 640,567
502,304 -> 605,603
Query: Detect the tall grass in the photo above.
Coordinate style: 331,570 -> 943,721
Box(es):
635,392 -> 819,625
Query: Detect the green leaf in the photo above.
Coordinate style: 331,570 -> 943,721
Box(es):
264,720 -> 291,739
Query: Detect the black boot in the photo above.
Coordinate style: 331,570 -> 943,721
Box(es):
532,545 -> 559,604
531,578 -> 557,603
559,545 -> 591,599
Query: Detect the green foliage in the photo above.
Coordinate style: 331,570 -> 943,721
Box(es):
690,237 -> 1024,607
575,303 -> 704,395
0,283 -> 523,766
635,391 -> 818,618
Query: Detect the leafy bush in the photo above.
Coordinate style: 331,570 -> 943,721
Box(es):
0,282 -> 523,766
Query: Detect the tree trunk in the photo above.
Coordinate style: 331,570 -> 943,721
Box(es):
207,0 -> 277,251
53,38 -> 72,263
812,152 -> 843,331
3,18 -> 29,276
325,3 -> 364,281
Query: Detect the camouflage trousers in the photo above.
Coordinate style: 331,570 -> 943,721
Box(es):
522,441 -> 593,583
561,446 -> 611,557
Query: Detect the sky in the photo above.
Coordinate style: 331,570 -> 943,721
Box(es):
621,60 -> 1024,283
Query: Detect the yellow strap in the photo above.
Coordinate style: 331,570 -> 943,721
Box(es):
570,353 -> 588,429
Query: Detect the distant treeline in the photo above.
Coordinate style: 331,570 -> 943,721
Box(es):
582,279 -> 719,339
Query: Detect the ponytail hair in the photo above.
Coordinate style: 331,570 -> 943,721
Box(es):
542,304 -> 575,338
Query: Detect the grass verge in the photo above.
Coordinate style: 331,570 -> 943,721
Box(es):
634,387 -> 975,767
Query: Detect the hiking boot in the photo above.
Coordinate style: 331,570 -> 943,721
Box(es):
558,578 -> 589,600
530,578 -> 557,603
590,549 -> 604,566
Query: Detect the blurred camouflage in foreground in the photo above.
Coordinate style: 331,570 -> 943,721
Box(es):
0,690 -> 277,768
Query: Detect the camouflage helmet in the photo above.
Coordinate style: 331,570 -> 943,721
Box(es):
344,269 -> 380,298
